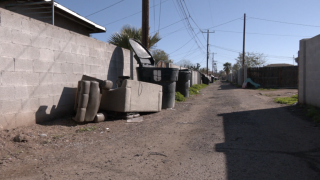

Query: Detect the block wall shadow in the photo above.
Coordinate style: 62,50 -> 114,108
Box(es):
215,107 -> 320,180
35,87 -> 77,126
107,47 -> 124,89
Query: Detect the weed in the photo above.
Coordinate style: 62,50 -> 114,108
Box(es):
42,139 -> 51,144
274,94 -> 298,105
306,106 -> 320,123
257,88 -> 277,91
76,126 -> 97,133
264,94 -> 274,97
189,84 -> 208,95
52,134 -> 65,140
175,92 -> 186,102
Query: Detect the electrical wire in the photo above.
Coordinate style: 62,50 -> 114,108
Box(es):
162,27 -> 186,38
248,16 -> 320,28
153,0 -> 156,30
214,30 -> 311,37
172,0 -> 206,52
151,18 -> 186,34
207,17 -> 242,29
86,0 -> 125,17
158,0 -> 162,32
103,0 -> 170,26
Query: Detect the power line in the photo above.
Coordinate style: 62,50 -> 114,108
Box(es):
248,16 -> 320,28
162,27 -> 186,38
210,44 -> 293,59
86,0 -> 125,17
103,0 -> 170,26
207,0 -> 214,26
173,0 -> 206,52
169,32 -> 201,54
151,18 -> 186,34
153,0 -> 156,30
158,0 -> 162,32
214,30 -> 311,37
207,17 -> 242,29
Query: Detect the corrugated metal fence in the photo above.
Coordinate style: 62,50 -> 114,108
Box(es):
247,66 -> 298,88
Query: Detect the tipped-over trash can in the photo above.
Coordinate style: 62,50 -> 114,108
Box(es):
176,69 -> 191,97
201,73 -> 210,85
129,38 -> 179,109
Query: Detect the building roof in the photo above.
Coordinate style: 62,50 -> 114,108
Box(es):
2,0 -> 106,34
53,1 -> 106,32
264,63 -> 295,67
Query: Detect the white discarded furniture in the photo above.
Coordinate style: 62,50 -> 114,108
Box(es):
100,79 -> 162,113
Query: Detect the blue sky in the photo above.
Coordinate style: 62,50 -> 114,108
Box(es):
56,0 -> 320,71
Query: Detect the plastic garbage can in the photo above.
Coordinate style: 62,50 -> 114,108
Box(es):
201,74 -> 210,85
136,67 -> 179,109
176,69 -> 191,97
129,38 -> 181,109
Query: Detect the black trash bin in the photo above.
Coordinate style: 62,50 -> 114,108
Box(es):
129,39 -> 179,109
176,69 -> 191,97
201,74 -> 210,85
211,76 -> 214,83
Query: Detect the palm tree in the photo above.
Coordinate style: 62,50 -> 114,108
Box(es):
223,62 -> 231,76
108,25 -> 161,49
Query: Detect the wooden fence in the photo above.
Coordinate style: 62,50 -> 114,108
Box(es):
247,66 -> 298,88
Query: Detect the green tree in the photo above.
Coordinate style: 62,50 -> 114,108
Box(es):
151,49 -> 173,65
108,25 -> 161,49
177,59 -> 194,69
233,52 -> 267,71
199,67 -> 208,74
223,62 -> 232,75
194,63 -> 201,70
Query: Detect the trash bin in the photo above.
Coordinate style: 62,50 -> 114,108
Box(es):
176,69 -> 191,97
136,67 -> 179,109
211,76 -> 214,83
129,38 -> 179,109
201,74 -> 210,85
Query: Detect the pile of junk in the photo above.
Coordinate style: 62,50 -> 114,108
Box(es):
72,38 -> 192,123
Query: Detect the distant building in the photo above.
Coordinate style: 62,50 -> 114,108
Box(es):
0,0 -> 106,36
264,63 -> 295,67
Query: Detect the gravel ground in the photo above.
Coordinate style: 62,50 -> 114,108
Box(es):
1,80 -> 319,180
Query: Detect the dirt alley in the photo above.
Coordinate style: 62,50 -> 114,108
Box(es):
1,80 -> 320,180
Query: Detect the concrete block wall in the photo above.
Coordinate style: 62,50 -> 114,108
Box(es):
299,35 -> 320,107
0,8 -> 136,129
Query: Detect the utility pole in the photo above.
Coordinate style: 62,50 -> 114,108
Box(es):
212,52 -> 217,75
52,0 -> 54,25
242,13 -> 246,83
142,0 -> 149,49
202,30 -> 215,75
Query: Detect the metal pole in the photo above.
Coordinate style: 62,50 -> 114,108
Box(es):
142,0 -> 149,49
52,0 -> 54,25
242,13 -> 246,83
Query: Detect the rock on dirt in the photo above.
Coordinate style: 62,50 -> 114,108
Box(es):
13,134 -> 28,142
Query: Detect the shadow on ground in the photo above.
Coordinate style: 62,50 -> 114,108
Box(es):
218,81 -> 239,91
216,107 -> 320,180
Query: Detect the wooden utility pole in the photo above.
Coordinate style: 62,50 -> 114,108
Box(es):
242,13 -> 246,83
212,52 -> 217,74
142,0 -> 149,49
202,30 -> 215,75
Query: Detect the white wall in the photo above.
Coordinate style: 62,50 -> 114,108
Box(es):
299,35 -> 320,107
